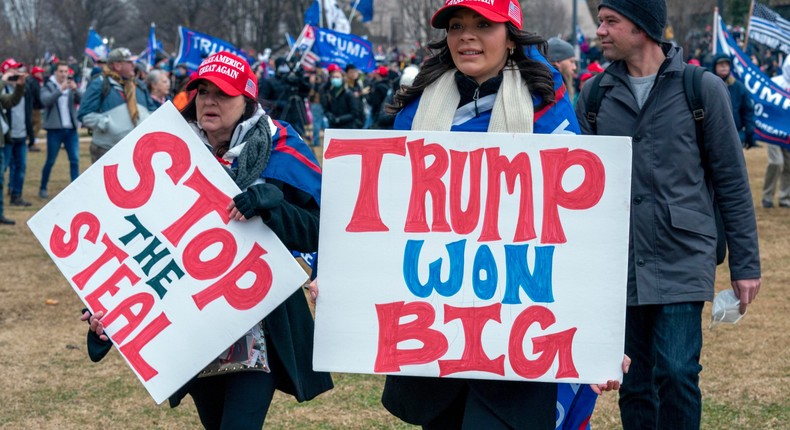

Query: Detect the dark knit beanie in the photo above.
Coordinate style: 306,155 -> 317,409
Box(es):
598,0 -> 666,42
548,38 -> 576,63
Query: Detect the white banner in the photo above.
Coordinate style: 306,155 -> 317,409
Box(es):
314,129 -> 632,384
28,103 -> 308,404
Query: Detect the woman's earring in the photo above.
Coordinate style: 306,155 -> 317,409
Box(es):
509,47 -> 515,56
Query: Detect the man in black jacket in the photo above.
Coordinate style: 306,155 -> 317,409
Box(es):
321,64 -> 363,129
258,57 -> 310,136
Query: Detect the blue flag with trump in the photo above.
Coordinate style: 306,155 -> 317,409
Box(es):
311,26 -> 375,72
85,28 -> 108,62
173,26 -> 254,73
716,14 -> 790,148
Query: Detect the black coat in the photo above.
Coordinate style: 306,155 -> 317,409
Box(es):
87,179 -> 332,407
321,85 -> 363,129
382,376 -> 557,428
258,74 -> 310,135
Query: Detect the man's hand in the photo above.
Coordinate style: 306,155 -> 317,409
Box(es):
14,72 -> 28,87
731,278 -> 761,314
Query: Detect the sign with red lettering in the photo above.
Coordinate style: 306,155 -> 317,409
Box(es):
314,130 -> 632,384
27,103 -> 308,404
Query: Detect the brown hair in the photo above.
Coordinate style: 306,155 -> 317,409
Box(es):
387,23 -> 555,115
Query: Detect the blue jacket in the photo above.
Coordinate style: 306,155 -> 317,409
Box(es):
77,75 -> 158,149
723,76 -> 755,144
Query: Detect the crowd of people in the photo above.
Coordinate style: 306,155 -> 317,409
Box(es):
0,0 -> 774,428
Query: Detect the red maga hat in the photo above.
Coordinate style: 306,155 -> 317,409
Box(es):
431,0 -> 523,30
1,58 -> 23,74
187,52 -> 257,99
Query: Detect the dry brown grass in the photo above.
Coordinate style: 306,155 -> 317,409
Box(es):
0,139 -> 787,429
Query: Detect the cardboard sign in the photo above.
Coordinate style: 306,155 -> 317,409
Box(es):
27,103 -> 308,404
314,129 -> 632,384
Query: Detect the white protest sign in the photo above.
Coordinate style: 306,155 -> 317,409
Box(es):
28,102 -> 308,404
314,129 -> 632,384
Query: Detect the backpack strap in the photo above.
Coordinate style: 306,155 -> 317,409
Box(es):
584,71 -> 608,135
684,64 -> 706,158
683,64 -> 727,264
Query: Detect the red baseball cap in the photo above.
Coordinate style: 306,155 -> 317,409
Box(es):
31,66 -> 45,75
375,66 -> 389,77
187,52 -> 257,99
326,63 -> 342,73
1,58 -> 23,74
432,0 -> 523,30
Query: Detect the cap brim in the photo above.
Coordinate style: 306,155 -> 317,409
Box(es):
186,75 -> 244,97
431,5 -> 510,29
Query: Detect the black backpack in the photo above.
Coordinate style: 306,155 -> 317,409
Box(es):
584,64 -> 727,265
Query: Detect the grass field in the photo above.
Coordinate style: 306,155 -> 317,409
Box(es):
0,137 -> 787,429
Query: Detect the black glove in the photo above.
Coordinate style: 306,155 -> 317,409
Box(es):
743,134 -> 759,149
325,112 -> 337,126
233,183 -> 284,219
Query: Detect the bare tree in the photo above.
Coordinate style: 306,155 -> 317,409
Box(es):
3,0 -> 45,64
41,0 -> 136,59
523,0 -> 570,41
134,0 -> 222,54
396,0 -> 444,47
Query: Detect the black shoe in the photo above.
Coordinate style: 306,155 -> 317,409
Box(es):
779,203 -> 790,208
763,200 -> 774,209
0,216 -> 15,225
10,196 -> 32,207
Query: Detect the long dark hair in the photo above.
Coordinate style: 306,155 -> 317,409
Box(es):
387,23 -> 555,115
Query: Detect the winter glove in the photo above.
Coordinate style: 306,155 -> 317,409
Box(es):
325,112 -> 337,126
233,183 -> 284,219
743,134 -> 759,150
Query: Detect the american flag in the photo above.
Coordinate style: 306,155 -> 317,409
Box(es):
300,51 -> 320,72
749,2 -> 790,54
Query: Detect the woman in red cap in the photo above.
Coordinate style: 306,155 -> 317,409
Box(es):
377,0 -> 625,428
82,51 -> 332,429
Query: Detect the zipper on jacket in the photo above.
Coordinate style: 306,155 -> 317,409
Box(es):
473,86 -> 480,116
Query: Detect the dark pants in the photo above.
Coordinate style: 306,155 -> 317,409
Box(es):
3,137 -> 27,196
40,128 -> 79,191
0,147 -> 5,216
619,302 -> 704,430
188,371 -> 277,430
89,142 -> 110,164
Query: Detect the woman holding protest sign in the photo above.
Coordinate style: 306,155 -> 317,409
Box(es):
82,51 -> 331,429
374,0 -> 624,428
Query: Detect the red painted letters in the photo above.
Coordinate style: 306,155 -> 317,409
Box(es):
104,132 -> 192,209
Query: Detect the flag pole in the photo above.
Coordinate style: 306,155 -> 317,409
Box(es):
743,0 -> 756,51
713,7 -> 719,55
320,0 -> 325,28
349,0 -> 361,22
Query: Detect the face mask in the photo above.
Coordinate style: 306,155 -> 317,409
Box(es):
710,290 -> 745,329
330,77 -> 343,88
277,65 -> 290,74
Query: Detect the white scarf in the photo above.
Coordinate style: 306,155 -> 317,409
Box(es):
411,63 -> 534,133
